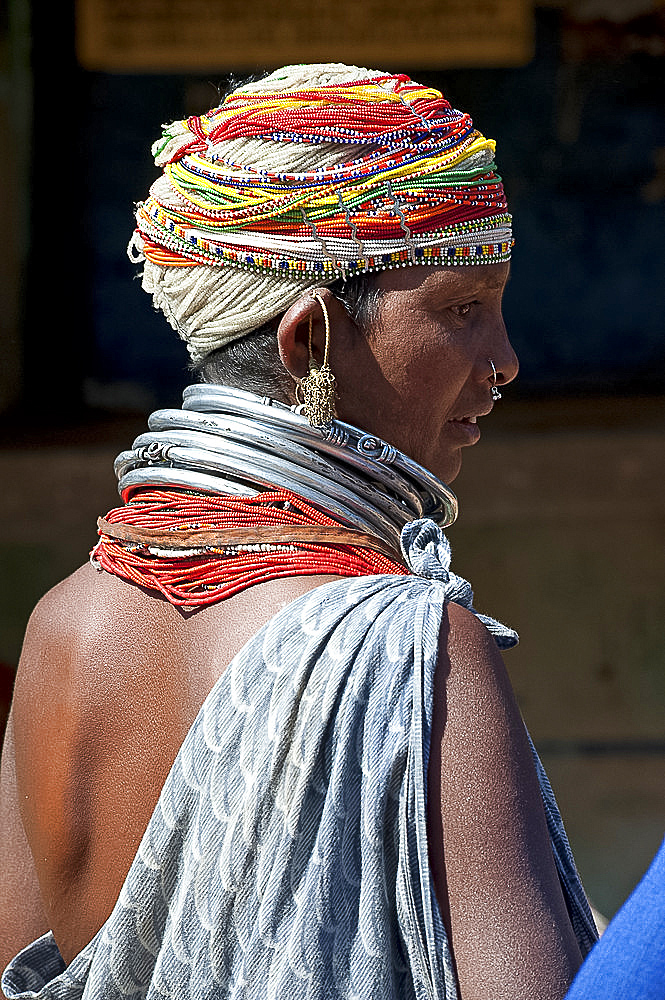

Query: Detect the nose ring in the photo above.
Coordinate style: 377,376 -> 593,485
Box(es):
489,359 -> 502,401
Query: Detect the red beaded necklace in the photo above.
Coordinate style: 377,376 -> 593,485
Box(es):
92,488 -> 408,612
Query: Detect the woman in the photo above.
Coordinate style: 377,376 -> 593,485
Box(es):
1,64 -> 596,999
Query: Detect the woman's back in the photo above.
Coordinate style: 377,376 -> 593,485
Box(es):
3,563 -> 342,963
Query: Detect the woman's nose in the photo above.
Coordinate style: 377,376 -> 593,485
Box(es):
487,321 -> 519,388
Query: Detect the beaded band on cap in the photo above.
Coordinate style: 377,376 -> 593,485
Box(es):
129,70 -> 513,282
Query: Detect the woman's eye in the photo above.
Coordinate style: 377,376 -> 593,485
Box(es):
451,301 -> 477,317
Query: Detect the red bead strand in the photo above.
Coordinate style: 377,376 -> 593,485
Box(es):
93,488 -> 408,611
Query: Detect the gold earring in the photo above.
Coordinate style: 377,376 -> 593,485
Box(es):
296,291 -> 337,427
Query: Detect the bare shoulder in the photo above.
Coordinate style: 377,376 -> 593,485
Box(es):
440,599 -> 502,654
12,564 -> 116,763
17,561 -> 185,684
430,599 -> 527,805
428,600 -> 582,999
434,599 -> 508,700
12,564 -> 182,757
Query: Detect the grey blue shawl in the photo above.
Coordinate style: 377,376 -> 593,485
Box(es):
3,521 -> 597,1000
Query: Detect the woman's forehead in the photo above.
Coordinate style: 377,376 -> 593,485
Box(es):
375,261 -> 511,300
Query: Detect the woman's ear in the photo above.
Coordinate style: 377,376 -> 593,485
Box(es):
277,288 -> 350,381
276,293 -> 317,381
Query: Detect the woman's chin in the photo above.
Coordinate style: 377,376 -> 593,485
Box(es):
428,450 -> 463,485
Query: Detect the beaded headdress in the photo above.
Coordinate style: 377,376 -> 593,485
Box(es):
129,63 -> 512,361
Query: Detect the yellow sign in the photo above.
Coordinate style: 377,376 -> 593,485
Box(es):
77,0 -> 533,72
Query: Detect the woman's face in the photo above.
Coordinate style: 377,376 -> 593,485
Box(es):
333,261 -> 518,483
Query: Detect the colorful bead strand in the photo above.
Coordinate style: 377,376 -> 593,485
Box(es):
92,489 -> 408,611
133,72 -> 512,281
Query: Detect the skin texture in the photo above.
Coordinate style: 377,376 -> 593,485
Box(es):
1,569 -> 343,966
0,263 -> 581,998
429,604 -> 582,997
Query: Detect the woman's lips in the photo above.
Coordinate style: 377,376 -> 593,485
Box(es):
447,415 -> 481,444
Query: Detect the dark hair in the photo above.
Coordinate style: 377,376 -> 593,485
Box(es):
191,271 -> 383,401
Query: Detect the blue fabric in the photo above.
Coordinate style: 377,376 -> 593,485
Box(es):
565,835 -> 665,999
2,520 -> 597,1000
